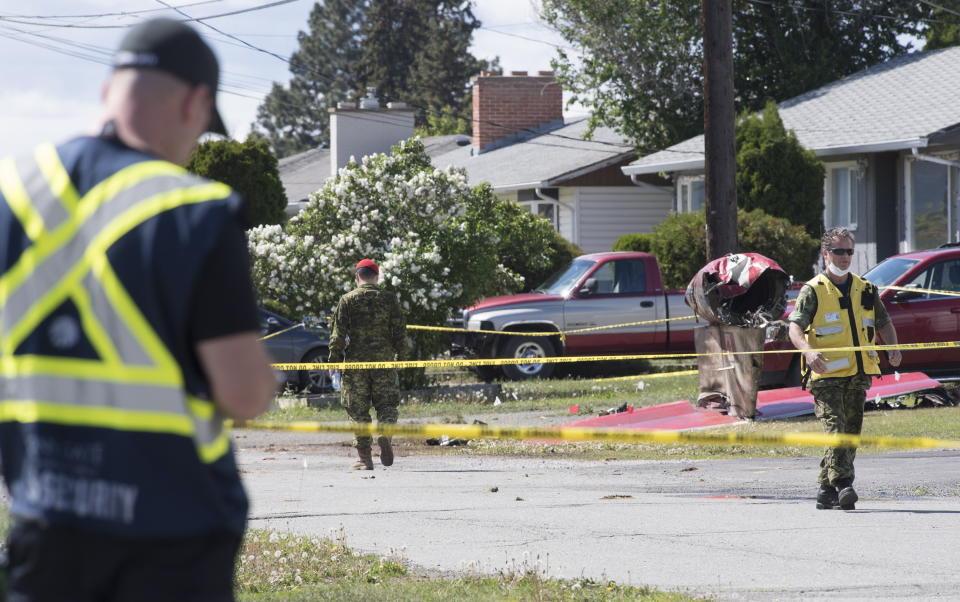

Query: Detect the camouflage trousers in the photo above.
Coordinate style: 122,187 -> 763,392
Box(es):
811,373 -> 872,486
341,368 -> 400,448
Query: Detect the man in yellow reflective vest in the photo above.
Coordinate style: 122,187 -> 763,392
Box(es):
0,19 -> 277,600
788,227 -> 901,510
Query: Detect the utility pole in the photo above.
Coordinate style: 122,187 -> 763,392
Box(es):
702,0 -> 738,259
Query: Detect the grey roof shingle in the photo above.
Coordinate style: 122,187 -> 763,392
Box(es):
430,118 -> 635,190
278,147 -> 331,205
277,119 -> 636,208
624,46 -> 960,175
279,135 -> 472,209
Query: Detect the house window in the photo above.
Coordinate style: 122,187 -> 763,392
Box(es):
518,188 -> 560,232
677,177 -> 704,213
824,162 -> 861,229
906,159 -> 954,251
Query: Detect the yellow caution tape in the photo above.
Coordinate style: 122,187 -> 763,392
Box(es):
406,324 -> 559,337
406,314 -> 699,340
259,322 -> 305,342
241,420 -> 960,450
273,340 -> 960,371
265,284 -> 959,346
562,314 -> 699,335
881,285 -> 960,298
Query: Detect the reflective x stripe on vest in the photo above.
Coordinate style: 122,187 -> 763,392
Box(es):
804,272 -> 880,381
0,144 -> 231,463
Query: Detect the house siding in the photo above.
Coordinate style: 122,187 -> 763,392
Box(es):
575,186 -> 672,253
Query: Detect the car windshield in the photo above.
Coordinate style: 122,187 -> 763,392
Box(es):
535,259 -> 596,296
863,257 -> 921,287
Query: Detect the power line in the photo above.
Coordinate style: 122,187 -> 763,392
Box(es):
0,0 -> 302,29
0,5 -> 681,157
742,0 -> 960,26
155,0 -> 293,63
0,0 -> 223,20
477,26 -> 569,49
918,0 -> 960,19
156,2 -> 648,153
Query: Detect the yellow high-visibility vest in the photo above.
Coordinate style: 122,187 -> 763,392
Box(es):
0,143 -> 232,464
804,272 -> 880,380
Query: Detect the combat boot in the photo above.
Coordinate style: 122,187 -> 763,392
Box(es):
352,446 -> 374,470
816,484 -> 839,510
837,485 -> 858,510
377,435 -> 394,467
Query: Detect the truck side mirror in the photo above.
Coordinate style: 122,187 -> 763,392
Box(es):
578,278 -> 598,296
892,288 -> 924,302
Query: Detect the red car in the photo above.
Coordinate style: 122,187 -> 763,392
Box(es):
762,245 -> 960,387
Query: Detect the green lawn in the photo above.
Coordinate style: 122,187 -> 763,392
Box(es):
264,370 -> 700,423
261,370 -> 960,462
0,517 -> 700,600
236,528 -> 704,601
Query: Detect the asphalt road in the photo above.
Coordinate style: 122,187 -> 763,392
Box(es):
236,427 -> 960,601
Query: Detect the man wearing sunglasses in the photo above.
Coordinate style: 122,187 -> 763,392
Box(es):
787,227 -> 901,510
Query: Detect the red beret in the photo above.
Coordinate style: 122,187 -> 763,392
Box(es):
355,258 -> 379,273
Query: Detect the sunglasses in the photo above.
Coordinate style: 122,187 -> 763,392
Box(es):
828,248 -> 855,256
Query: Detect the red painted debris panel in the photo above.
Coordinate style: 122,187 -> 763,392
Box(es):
556,372 -> 940,432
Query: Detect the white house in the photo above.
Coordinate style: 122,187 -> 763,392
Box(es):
622,46 -> 960,273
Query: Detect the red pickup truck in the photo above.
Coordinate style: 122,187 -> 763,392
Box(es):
761,245 -> 960,387
452,252 -> 702,380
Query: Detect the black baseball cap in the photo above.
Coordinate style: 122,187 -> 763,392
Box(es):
113,18 -> 227,136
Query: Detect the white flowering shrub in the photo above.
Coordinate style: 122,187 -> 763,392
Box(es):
247,139 -> 555,381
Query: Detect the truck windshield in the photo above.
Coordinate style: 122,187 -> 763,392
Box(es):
863,257 -> 920,287
535,259 -> 596,296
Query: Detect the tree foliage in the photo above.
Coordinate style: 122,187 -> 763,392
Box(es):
736,101 -> 824,239
254,0 -> 364,158
923,1 -> 960,51
254,0 -> 490,157
246,139 -> 556,385
479,196 -> 585,292
540,0 -> 934,150
185,138 -> 287,228
623,209 -> 817,289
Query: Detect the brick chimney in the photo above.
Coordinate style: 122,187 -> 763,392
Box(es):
471,70 -> 562,154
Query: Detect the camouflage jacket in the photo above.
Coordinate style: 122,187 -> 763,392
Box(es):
328,283 -> 406,362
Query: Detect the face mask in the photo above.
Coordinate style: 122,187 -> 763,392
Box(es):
827,262 -> 849,277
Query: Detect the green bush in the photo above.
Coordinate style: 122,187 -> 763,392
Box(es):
519,229 -> 585,291
640,208 -> 817,289
186,138 -> 287,228
736,101 -> 825,239
470,190 -> 574,293
612,232 -> 653,253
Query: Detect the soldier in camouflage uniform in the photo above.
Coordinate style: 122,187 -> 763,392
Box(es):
328,258 -> 407,470
788,227 -> 901,510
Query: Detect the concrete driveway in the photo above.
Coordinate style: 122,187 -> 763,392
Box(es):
236,431 -> 960,601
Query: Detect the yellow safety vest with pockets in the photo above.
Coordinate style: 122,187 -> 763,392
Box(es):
804,272 -> 880,381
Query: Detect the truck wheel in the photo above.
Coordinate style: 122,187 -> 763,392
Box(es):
500,335 -> 556,380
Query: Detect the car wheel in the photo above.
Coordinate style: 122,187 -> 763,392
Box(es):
500,335 -> 556,380
299,348 -> 331,394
